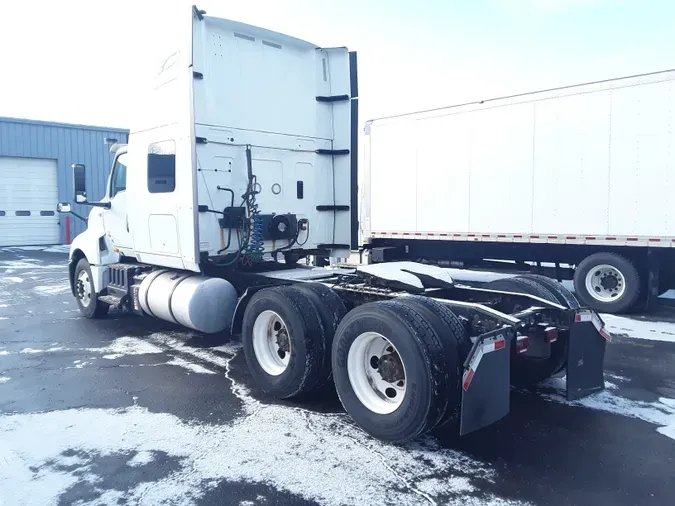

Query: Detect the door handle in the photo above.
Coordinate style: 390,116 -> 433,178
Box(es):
126,215 -> 130,232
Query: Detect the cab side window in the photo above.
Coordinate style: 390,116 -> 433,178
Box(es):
110,152 -> 128,198
148,140 -> 176,193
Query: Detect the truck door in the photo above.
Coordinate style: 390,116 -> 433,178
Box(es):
103,151 -> 133,251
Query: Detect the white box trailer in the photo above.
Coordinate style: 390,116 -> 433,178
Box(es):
363,69 -> 675,313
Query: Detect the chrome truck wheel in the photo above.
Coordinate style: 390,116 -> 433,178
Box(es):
252,310 -> 291,376
347,332 -> 406,414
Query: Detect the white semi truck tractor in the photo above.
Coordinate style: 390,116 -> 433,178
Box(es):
57,6 -> 611,443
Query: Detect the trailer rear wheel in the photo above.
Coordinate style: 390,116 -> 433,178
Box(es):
573,253 -> 641,314
397,296 -> 471,428
485,276 -> 570,386
332,301 -> 449,443
74,258 -> 109,318
242,286 -> 327,399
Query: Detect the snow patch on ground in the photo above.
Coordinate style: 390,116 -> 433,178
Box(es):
34,284 -> 71,296
0,276 -> 24,284
0,246 -> 48,252
20,346 -> 67,355
97,337 -> 163,360
165,357 -> 216,375
126,450 -> 155,467
2,338 -> 163,361
0,259 -> 63,270
0,245 -> 69,254
0,406 -> 512,506
600,314 -> 675,343
0,376 -> 10,384
417,476 -> 476,495
43,245 -> 71,254
605,372 -> 631,383
0,317 -> 8,321
66,360 -> 92,370
0,333 -> 523,506
542,377 -> 675,441
657,424 -> 675,439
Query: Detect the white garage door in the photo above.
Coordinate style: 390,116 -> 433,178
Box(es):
0,157 -> 60,246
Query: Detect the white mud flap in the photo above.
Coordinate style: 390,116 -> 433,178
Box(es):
460,328 -> 513,435
566,310 -> 611,401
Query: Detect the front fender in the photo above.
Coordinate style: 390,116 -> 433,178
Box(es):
68,208 -> 120,293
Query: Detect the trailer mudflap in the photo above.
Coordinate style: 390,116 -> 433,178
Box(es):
460,328 -> 513,436
566,310 -> 610,401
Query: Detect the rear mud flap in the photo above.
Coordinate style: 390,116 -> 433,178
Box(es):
460,328 -> 513,436
566,310 -> 610,401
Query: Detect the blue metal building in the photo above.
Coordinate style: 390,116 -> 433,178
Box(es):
0,117 -> 129,246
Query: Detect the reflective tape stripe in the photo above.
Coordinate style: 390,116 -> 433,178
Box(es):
463,334 -> 506,391
462,368 -> 476,391
369,232 -> 675,247
462,346 -> 484,391
575,311 -> 593,323
576,310 -> 612,342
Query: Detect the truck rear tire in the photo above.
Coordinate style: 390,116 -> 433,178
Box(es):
294,282 -> 347,387
397,296 -> 471,429
573,252 -> 641,314
73,258 -> 109,318
517,274 -> 580,309
485,276 -> 571,386
242,286 -> 328,399
332,301 -> 450,443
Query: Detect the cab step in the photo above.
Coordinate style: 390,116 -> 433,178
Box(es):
99,294 -> 123,307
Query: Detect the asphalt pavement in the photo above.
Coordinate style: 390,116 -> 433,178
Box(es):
1,248 -> 674,506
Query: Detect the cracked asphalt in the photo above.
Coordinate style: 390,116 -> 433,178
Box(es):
1,248 -> 674,506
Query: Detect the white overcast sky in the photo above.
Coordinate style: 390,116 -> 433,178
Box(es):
0,0 -> 673,129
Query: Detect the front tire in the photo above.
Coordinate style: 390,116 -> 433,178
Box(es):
332,301 -> 450,443
73,258 -> 109,318
573,252 -> 641,313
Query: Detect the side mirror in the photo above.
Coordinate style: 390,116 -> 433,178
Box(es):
72,163 -> 87,203
56,202 -> 72,213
